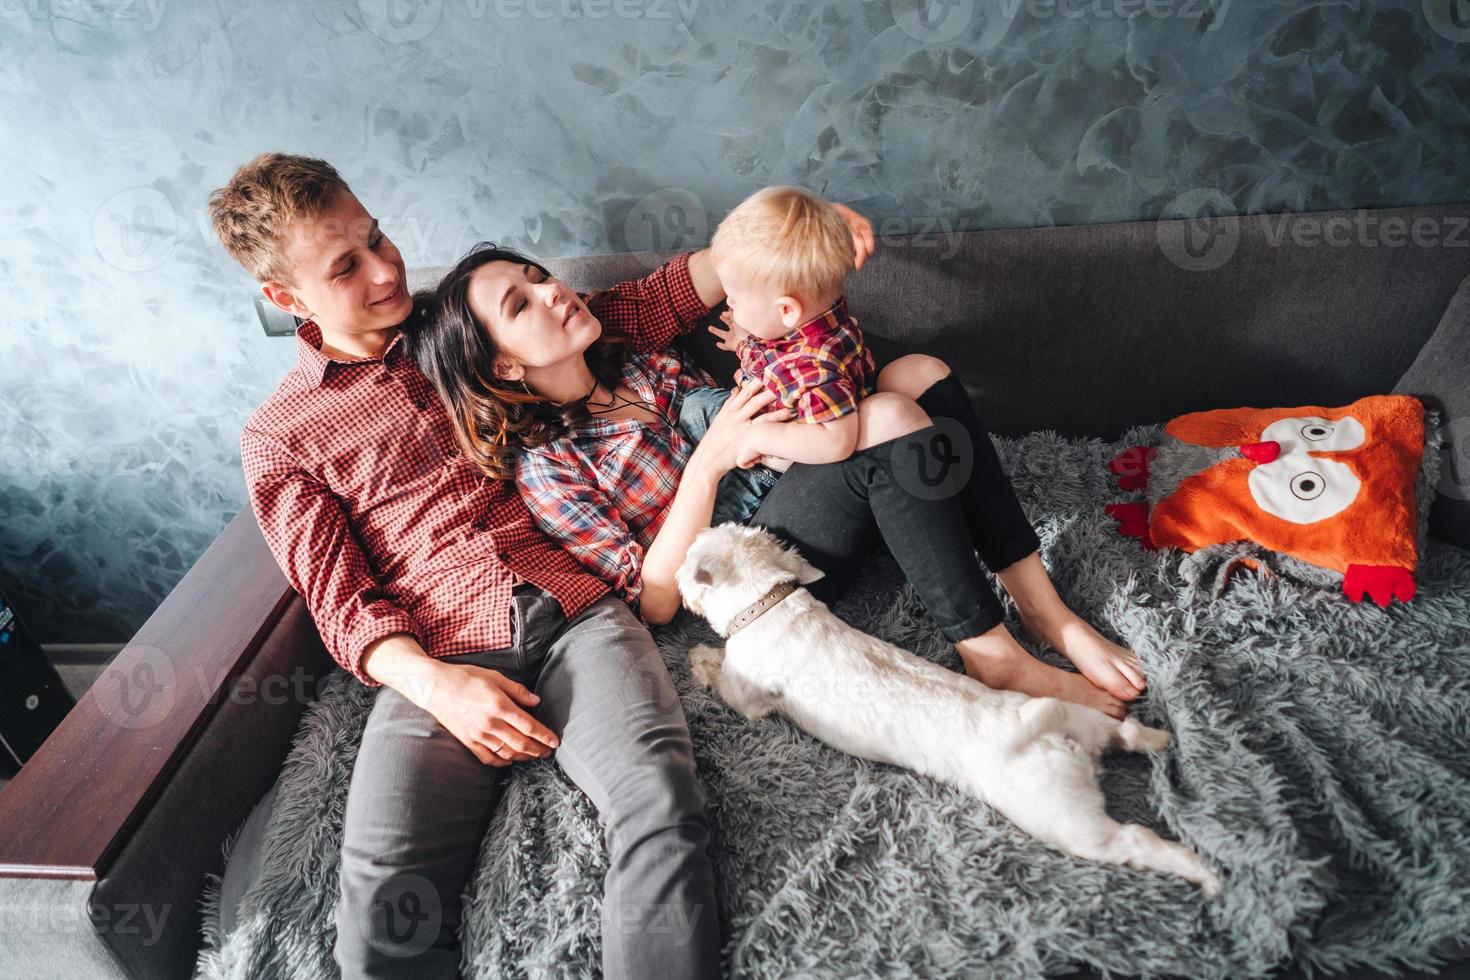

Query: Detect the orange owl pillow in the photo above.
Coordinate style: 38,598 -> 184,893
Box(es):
1105,395 -> 1429,607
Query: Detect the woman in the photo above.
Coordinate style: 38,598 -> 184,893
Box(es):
409,224 -> 1146,718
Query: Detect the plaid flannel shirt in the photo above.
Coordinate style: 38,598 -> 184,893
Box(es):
734,295 -> 877,424
516,344 -> 717,607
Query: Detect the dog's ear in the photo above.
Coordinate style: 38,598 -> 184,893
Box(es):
689,553 -> 727,587
788,548 -> 825,585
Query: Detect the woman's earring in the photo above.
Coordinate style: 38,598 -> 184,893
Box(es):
519,379 -> 532,396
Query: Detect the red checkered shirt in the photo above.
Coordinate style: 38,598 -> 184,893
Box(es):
734,295 -> 877,424
516,345 -> 717,607
240,252 -> 709,686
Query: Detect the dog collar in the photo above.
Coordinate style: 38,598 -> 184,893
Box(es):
724,580 -> 798,638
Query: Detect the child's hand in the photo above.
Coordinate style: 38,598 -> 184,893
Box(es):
735,442 -> 764,470
708,308 -> 749,352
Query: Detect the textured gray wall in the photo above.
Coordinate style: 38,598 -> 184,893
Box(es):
2,0 -> 1467,642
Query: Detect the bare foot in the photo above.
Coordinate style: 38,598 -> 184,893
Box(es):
957,628 -> 1127,719
1020,612 -> 1147,702
994,552 -> 1147,703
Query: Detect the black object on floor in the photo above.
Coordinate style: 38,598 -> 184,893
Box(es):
0,587 -> 77,777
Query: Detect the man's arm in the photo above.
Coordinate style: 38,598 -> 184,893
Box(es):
241,427 -> 423,687
242,428 -> 558,766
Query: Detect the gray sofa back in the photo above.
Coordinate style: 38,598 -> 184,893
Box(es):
410,202 -> 1470,441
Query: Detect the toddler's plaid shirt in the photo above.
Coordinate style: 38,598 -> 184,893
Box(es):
734,295 -> 877,424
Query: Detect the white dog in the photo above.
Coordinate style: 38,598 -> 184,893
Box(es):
675,524 -> 1220,895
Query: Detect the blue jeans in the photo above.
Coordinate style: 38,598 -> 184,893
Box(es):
677,386 -> 782,527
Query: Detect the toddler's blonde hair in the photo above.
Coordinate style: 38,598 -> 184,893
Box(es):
711,186 -> 854,302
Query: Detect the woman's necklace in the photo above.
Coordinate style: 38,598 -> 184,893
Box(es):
582,376 -> 656,419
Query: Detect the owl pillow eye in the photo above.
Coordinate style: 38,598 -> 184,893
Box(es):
1247,457 -> 1360,523
1290,471 -> 1326,500
1260,415 -> 1366,452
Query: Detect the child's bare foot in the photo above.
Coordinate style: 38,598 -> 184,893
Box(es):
957,627 -> 1127,719
1019,611 -> 1146,703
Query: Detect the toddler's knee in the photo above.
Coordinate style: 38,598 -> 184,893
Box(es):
877,353 -> 951,399
857,391 -> 931,447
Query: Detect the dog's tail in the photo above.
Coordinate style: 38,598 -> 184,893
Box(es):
1003,697 -> 1068,756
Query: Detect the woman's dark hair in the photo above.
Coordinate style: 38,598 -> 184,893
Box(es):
406,242 -> 629,481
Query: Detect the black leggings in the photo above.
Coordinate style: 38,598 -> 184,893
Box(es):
749,373 -> 1041,642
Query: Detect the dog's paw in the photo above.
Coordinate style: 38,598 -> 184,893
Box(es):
688,644 -> 724,690
1118,717 -> 1173,753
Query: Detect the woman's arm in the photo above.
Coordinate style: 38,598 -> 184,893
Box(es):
640,381 -> 783,623
518,449 -> 722,627
517,384 -> 781,625
636,450 -> 724,625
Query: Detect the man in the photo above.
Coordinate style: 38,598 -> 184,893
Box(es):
210,153 -> 721,978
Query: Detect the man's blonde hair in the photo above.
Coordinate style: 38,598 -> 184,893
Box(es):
711,186 -> 854,302
207,153 -> 351,284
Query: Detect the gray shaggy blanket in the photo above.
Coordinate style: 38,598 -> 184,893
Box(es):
196,426 -> 1470,979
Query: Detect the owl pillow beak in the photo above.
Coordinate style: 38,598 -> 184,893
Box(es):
1240,440 -> 1282,464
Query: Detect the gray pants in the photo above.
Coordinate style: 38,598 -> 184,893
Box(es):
333,584 -> 722,978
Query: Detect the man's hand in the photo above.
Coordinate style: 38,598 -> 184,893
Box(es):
419,661 -> 561,767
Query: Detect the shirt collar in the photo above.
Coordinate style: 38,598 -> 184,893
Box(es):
750,295 -> 853,351
296,319 -> 407,388
795,294 -> 852,342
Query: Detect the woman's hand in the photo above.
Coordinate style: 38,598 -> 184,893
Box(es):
831,201 -> 876,270
691,382 -> 788,477
708,308 -> 749,352
735,397 -> 798,469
